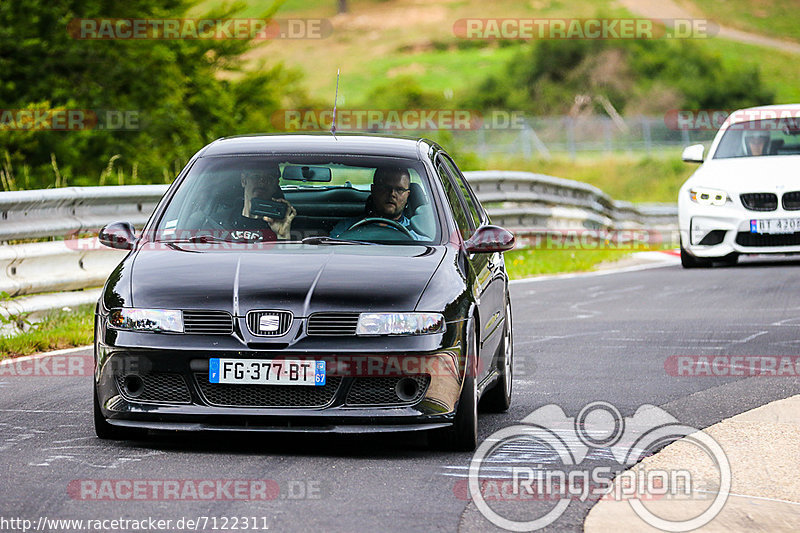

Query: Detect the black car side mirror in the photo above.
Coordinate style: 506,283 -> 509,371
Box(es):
464,225 -> 515,253
99,221 -> 137,250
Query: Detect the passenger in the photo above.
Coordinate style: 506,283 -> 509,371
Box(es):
233,163 -> 296,240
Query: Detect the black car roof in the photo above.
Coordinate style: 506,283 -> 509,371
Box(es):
197,133 -> 432,159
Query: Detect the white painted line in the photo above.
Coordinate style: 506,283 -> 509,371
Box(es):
510,257 -> 679,285
0,409 -> 85,413
0,345 -> 92,367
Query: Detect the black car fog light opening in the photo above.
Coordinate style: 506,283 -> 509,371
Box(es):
122,375 -> 145,398
395,377 -> 421,402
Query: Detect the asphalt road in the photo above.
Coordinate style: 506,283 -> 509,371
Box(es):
2,256 -> 800,533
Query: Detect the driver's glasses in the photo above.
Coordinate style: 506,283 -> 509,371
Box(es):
374,184 -> 410,195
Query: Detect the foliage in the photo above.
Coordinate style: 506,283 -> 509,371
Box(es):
0,0 -> 309,189
461,35 -> 775,115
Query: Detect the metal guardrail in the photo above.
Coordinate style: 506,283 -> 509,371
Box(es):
0,172 -> 677,319
0,185 -> 167,241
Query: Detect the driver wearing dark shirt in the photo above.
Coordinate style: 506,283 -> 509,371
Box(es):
330,166 -> 424,240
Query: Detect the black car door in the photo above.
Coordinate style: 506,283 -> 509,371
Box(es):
435,154 -> 503,383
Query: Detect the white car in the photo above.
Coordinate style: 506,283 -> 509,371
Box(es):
678,104 -> 800,268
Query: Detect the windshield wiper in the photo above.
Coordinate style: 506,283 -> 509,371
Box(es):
300,236 -> 375,245
159,235 -> 237,244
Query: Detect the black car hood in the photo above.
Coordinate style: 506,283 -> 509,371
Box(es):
129,244 -> 446,316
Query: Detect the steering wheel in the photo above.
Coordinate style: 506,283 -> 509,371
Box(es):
346,217 -> 414,238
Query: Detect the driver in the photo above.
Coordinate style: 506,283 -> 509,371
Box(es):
231,163 -> 296,240
329,166 -> 425,240
743,130 -> 770,156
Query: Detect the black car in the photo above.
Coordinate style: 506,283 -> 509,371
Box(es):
94,134 -> 515,450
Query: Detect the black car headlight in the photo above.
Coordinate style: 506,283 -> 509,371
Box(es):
356,312 -> 445,336
109,308 -> 184,333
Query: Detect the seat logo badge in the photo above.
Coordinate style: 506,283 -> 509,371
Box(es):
259,314 -> 281,333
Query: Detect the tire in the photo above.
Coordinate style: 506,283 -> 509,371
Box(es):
430,323 -> 479,451
480,298 -> 513,413
94,386 -> 143,440
680,246 -> 712,269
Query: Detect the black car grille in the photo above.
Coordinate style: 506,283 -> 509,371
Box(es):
246,310 -> 293,336
194,373 -> 343,407
782,191 -> 800,211
183,310 -> 233,334
735,231 -> 800,247
115,373 -> 192,404
740,193 -> 778,211
306,313 -> 360,336
345,376 -> 430,406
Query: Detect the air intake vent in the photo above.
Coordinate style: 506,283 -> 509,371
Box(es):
782,191 -> 800,211
740,192 -> 778,211
307,313 -> 360,336
247,310 -> 293,336
183,310 -> 233,334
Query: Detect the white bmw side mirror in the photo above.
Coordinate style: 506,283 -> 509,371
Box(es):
682,144 -> 705,163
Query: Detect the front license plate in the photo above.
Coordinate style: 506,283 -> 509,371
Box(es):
750,218 -> 800,234
209,358 -> 326,386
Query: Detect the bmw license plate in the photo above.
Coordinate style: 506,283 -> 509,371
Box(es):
209,358 -> 326,386
750,218 -> 800,234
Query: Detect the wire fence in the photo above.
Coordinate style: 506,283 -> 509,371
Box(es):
444,115 -> 716,159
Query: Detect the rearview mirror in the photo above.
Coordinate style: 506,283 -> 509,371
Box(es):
282,165 -> 332,182
464,225 -> 515,253
682,144 -> 705,163
99,221 -> 137,250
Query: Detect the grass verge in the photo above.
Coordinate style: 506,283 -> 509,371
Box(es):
504,248 -> 635,279
0,304 -> 94,360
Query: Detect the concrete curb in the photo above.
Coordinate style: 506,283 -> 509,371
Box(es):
584,394 -> 800,531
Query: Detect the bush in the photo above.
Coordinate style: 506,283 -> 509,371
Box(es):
0,0 -> 311,189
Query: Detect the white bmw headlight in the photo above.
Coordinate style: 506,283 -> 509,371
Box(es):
356,313 -> 445,336
109,308 -> 184,333
690,187 -> 729,206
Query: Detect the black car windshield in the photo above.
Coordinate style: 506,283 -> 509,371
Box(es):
713,118 -> 800,159
154,155 -> 440,245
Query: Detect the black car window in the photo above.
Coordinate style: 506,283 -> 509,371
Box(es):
435,159 -> 473,239
440,155 -> 483,228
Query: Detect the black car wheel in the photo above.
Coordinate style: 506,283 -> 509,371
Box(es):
680,245 -> 711,269
431,322 -> 479,451
481,298 -> 513,412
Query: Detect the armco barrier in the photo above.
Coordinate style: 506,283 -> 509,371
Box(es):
0,172 -> 677,317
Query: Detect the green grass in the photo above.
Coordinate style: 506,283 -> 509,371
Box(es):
698,36 -> 800,103
690,0 -> 800,43
504,248 -> 634,278
0,304 -> 94,359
